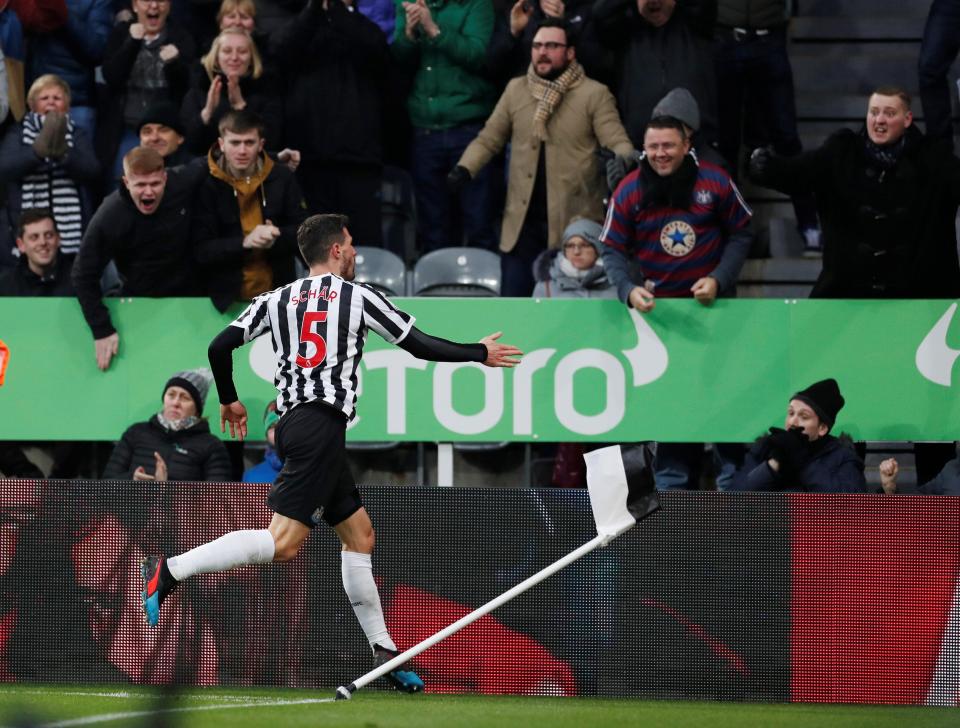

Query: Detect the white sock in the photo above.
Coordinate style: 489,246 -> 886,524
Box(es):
167,529 -> 275,581
341,550 -> 395,651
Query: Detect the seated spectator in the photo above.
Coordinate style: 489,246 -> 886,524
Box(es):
453,18 -> 632,295
180,27 -> 280,155
0,208 -> 74,295
242,401 -> 281,483
532,218 -> 614,299
0,73 -> 100,260
879,446 -> 960,496
271,0 -> 389,247
97,0 -> 196,186
192,110 -> 307,312
729,379 -> 866,493
392,0 -> 499,252
138,100 -> 192,166
102,368 -> 231,482
72,146 -> 202,371
749,86 -> 960,298
25,0 -> 112,140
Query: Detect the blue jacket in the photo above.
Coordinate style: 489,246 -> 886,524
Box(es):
729,433 -> 866,493
27,0 -> 113,107
243,448 -> 282,483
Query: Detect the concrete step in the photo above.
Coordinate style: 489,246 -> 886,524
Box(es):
792,16 -> 926,41
798,0 -> 931,17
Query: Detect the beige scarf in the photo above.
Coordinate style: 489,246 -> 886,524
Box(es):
527,60 -> 584,141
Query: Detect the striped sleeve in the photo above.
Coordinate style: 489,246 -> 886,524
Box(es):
358,285 -> 415,344
717,175 -> 753,232
230,293 -> 272,342
600,175 -> 636,253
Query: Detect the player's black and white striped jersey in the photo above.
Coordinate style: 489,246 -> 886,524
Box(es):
230,273 -> 415,418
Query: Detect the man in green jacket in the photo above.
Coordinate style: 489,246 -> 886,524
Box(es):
392,0 -> 499,252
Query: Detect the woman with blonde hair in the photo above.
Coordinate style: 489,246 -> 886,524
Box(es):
180,27 -> 279,153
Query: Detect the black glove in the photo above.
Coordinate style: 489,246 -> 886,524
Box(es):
447,165 -> 471,193
747,147 -> 772,183
33,111 -> 69,160
605,153 -> 638,193
766,426 -> 809,480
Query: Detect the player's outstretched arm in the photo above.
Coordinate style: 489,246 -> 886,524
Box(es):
398,326 -> 522,366
479,332 -> 522,368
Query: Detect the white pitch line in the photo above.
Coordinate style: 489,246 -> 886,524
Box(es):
33,697 -> 336,728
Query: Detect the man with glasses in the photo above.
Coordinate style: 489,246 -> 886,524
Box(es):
449,17 -> 633,296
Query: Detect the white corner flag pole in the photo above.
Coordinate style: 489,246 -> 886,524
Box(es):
335,445 -> 659,700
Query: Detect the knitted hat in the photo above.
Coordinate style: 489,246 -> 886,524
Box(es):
138,101 -> 186,136
652,88 -> 700,133
561,218 -> 603,255
164,368 -> 213,412
791,378 -> 845,428
263,402 -> 280,436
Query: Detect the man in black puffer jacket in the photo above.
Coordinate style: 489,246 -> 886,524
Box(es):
749,86 -> 960,299
103,368 -> 231,482
729,378 -> 866,493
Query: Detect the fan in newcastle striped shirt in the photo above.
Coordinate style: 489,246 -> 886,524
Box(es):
141,215 -> 521,691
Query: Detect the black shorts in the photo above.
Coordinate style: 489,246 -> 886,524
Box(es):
268,401 -> 363,529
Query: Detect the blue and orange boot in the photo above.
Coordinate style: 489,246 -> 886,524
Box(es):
141,556 -> 177,627
372,644 -> 425,693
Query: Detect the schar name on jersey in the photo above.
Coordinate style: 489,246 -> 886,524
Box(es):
290,286 -> 339,306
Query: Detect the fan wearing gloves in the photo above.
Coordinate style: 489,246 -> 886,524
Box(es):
728,378 -> 866,492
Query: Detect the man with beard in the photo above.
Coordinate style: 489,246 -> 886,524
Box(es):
141,213 -> 522,693
72,146 -> 200,371
450,18 -> 633,296
601,115 -> 752,491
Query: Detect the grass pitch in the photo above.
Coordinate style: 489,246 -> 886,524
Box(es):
0,684 -> 956,728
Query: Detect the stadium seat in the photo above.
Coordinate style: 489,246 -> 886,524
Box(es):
354,246 -> 409,297
411,248 -> 508,460
412,247 -> 501,297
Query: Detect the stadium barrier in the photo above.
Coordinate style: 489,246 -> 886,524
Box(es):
1,298 -> 959,442
1,479 -> 956,705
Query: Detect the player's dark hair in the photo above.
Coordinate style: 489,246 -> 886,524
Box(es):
218,108 -> 266,139
645,115 -> 688,140
297,214 -> 350,265
17,208 -> 58,238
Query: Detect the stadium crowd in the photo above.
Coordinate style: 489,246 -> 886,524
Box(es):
0,0 -> 959,494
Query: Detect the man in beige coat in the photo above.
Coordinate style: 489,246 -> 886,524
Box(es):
449,18 -> 633,296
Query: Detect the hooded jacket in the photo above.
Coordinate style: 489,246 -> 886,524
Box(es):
531,247 -> 616,299
103,415 -> 231,482
192,147 -> 308,312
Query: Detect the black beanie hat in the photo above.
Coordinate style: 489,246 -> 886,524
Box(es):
792,378 -> 845,428
163,368 -> 213,413
138,101 -> 186,137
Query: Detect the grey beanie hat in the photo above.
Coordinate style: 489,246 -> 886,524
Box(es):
164,367 -> 213,412
652,88 -> 700,132
561,218 -> 604,255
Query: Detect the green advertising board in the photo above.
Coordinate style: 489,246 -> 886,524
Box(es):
1,298 -> 958,442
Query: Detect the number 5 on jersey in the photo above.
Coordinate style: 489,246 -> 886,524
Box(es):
296,311 -> 328,368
